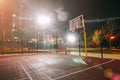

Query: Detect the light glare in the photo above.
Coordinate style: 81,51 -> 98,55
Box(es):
67,35 -> 76,43
37,14 -> 51,24
110,36 -> 115,40
57,11 -> 68,21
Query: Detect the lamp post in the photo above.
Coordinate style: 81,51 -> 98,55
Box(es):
98,16 -> 103,59
110,36 -> 115,49
12,14 -> 16,51
37,14 -> 51,49
67,34 -> 76,53
37,32 -> 39,53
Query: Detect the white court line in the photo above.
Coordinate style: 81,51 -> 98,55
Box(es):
54,59 -> 115,80
18,60 -> 33,80
21,57 -> 54,80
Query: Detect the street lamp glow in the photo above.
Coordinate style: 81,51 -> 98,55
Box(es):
67,35 -> 76,43
110,36 -> 115,40
37,14 -> 51,24
36,13 -> 52,49
12,14 -> 16,17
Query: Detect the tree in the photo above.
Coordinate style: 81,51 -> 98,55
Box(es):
92,29 -> 101,46
102,19 -> 117,40
92,19 -> 118,49
101,19 -> 118,48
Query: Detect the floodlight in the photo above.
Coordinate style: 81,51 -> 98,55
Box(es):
37,14 -> 51,24
67,34 -> 76,43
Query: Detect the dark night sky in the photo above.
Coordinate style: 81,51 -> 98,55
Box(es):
62,0 -> 120,19
31,0 -> 120,21
31,0 -> 120,36
36,0 -> 120,19
61,0 -> 120,36
58,0 -> 120,35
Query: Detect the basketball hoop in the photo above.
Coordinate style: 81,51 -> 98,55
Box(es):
69,15 -> 84,32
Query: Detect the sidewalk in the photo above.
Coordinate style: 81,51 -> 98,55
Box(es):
0,50 -> 57,57
0,53 -> 38,57
0,51 -> 120,60
69,52 -> 120,60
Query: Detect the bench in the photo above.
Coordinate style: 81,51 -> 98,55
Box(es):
57,48 -> 70,54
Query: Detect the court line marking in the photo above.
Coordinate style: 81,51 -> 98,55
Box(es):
21,57 -> 54,80
54,59 -> 115,80
18,60 -> 33,80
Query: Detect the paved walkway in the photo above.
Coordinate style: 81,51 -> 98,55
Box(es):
0,51 -> 120,60
70,52 -> 120,59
